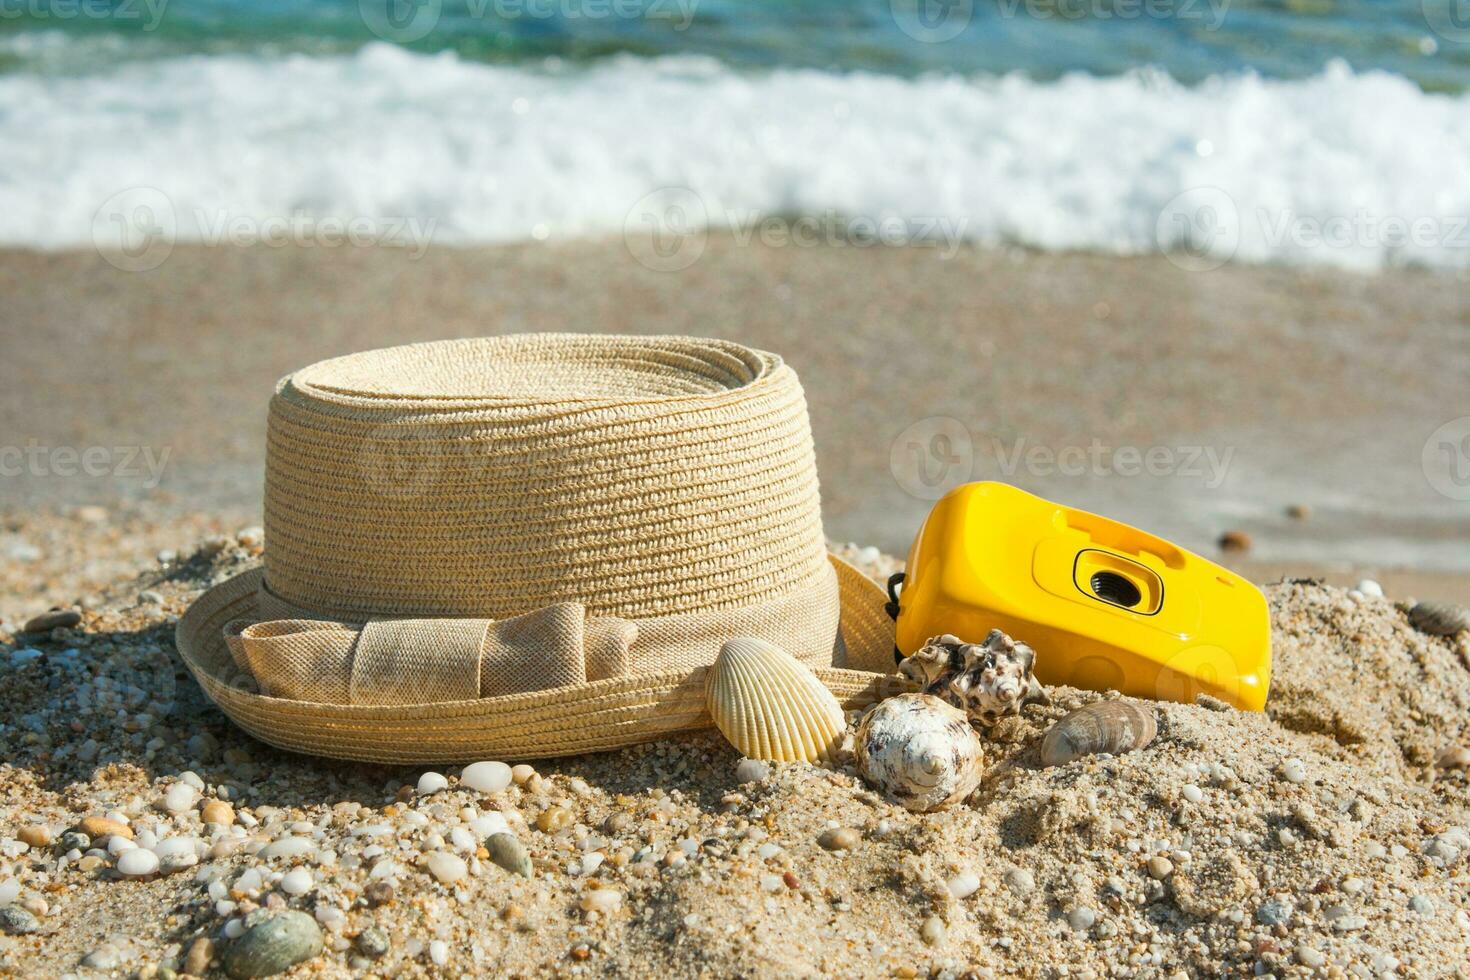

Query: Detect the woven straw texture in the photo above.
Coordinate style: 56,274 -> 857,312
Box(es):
175,335 -> 905,762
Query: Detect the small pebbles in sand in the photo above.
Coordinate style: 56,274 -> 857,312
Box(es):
1324,904 -> 1367,931
735,759 -> 771,783
460,761 -> 512,794
580,889 -> 623,915
1279,758 -> 1307,784
1408,600 -> 1469,636
162,783 -> 198,813
818,828 -> 860,851
16,825 -> 50,848
82,947 -> 121,971
486,833 -> 533,878
0,906 -> 39,935
537,807 -> 573,833
356,926 -> 390,959
426,851 -> 468,884
946,872 -> 980,899
22,608 -> 80,633
1297,946 -> 1327,967
1436,746 -> 1470,770
279,869 -> 314,896
117,848 -> 159,877
364,881 -> 394,906
185,936 -> 215,975
223,910 -> 324,979
1181,784 -> 1203,803
1256,899 -> 1293,926
1146,856 -> 1174,880
202,800 -> 236,826
920,915 -> 945,946
1409,895 -> 1434,916
416,772 -> 449,795
1356,579 -> 1383,597
1068,906 -> 1097,931
78,816 -> 132,841
1004,868 -> 1035,894
510,764 -> 536,785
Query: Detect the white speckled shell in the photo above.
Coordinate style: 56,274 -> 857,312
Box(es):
855,693 -> 985,812
705,637 -> 846,762
1040,700 -> 1158,767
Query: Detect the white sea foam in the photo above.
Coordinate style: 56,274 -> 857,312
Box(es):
4,40 -> 1470,270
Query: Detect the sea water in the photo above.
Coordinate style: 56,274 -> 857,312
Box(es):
2,0 -> 1469,270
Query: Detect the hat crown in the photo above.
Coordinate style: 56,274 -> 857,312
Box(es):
261,335 -> 831,622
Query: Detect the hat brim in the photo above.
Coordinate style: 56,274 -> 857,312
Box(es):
174,555 -> 906,763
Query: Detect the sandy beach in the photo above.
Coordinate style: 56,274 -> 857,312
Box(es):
2,240 -> 1470,977
0,515 -> 1467,977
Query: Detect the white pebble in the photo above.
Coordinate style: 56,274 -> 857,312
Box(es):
260,837 -> 314,860
582,852 -> 605,874
756,843 -> 782,860
0,879 -> 21,905
450,827 -> 476,852
460,761 -> 512,794
427,852 -> 468,885
1068,906 -> 1097,930
1181,784 -> 1203,804
1356,579 -> 1383,597
469,813 -> 510,838
735,759 -> 771,783
279,869 -> 314,896
153,837 -> 200,860
760,874 -> 784,893
1280,758 -> 1307,784
161,783 -> 198,813
315,905 -> 347,930
117,849 -> 159,877
223,919 -> 246,940
417,772 -> 449,795
429,940 -> 448,966
946,872 -> 980,899
580,889 -> 623,914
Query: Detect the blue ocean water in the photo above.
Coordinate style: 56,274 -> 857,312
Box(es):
1,0 -> 1466,88
1,0 -> 1469,269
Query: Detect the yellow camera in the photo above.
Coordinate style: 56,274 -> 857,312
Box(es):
892,482 -> 1270,710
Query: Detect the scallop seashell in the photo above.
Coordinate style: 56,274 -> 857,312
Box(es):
1040,700 -> 1157,767
855,693 -> 985,812
1408,600 -> 1469,637
705,637 -> 846,762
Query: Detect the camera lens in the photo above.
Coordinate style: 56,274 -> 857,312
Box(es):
1090,570 -> 1142,608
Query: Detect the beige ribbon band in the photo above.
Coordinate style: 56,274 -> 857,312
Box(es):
222,561 -> 842,706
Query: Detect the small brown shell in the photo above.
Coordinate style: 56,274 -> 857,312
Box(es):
1040,700 -> 1157,767
1409,601 -> 1469,637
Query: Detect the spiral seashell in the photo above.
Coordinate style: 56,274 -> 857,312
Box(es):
855,693 -> 985,811
705,637 -> 846,762
1040,700 -> 1158,767
1408,600 -> 1469,637
899,630 -> 1048,728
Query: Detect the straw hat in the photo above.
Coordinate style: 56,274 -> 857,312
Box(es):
176,334 -> 901,763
